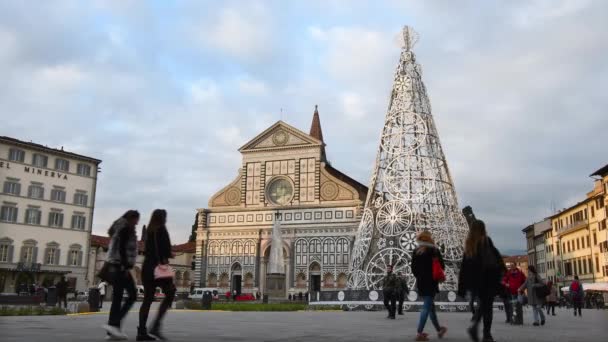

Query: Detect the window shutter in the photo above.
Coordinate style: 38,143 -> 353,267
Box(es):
59,214 -> 63,227
78,251 -> 83,266
67,251 -> 73,265
20,246 -> 27,262
28,186 -> 32,197
48,213 -> 53,226
33,247 -> 38,263
8,245 -> 14,263
2,182 -> 8,193
16,183 -> 21,195
71,215 -> 76,229
55,249 -> 61,265
43,248 -> 49,264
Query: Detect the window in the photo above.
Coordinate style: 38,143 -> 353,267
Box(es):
576,239 -> 580,250
76,163 -> 91,176
8,148 -> 25,162
45,245 -> 59,265
71,215 -> 86,230
55,158 -> 69,172
0,238 -> 14,263
601,220 -> 607,230
25,208 -> 41,225
67,245 -> 82,266
586,236 -> 590,247
594,232 -> 598,245
48,211 -> 64,228
27,184 -> 44,199
0,206 -> 18,222
597,257 -> 601,273
3,180 -> 21,195
50,189 -> 66,202
73,192 -> 88,206
591,206 -> 595,218
31,154 -> 48,168
588,259 -> 593,274
20,242 -> 37,263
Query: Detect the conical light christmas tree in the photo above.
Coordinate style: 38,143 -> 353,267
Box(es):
348,26 -> 468,292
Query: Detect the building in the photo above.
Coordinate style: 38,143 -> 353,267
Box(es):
0,136 -> 101,293
533,219 -> 551,280
525,163 -> 608,289
502,255 -> 529,276
194,107 -> 367,297
88,234 -> 196,293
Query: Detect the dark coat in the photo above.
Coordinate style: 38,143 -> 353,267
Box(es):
142,225 -> 172,283
457,237 -> 505,298
411,244 -> 444,297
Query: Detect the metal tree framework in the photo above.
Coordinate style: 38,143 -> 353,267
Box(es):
348,26 -> 469,292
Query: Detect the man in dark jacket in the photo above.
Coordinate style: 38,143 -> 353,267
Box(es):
56,277 -> 68,309
382,265 -> 399,319
397,272 -> 409,315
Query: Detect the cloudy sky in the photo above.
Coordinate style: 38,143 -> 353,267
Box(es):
1,1 -> 606,252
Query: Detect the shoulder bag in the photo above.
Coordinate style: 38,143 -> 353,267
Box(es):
153,228 -> 175,280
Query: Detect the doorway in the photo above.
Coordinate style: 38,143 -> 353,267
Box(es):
311,275 -> 321,292
232,275 -> 242,295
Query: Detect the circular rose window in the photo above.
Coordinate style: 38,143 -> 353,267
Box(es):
266,177 -> 294,205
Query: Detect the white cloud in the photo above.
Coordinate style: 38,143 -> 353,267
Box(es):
196,2 -> 274,60
237,77 -> 268,96
339,92 -> 366,120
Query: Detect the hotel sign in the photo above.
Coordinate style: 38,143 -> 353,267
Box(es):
0,162 -> 68,180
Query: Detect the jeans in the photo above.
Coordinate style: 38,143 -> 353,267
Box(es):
532,304 -> 545,323
471,294 -> 494,338
503,296 -> 513,322
108,271 -> 137,328
383,290 -> 396,318
573,301 -> 582,316
417,296 -> 441,334
546,302 -> 555,315
139,277 -> 176,332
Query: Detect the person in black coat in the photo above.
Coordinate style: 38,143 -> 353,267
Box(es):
411,231 -> 448,341
458,220 -> 505,342
137,209 -> 176,341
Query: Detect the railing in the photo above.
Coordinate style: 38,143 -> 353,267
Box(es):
558,220 -> 587,235
16,262 -> 42,272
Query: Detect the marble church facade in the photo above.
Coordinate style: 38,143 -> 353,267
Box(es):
194,108 -> 367,297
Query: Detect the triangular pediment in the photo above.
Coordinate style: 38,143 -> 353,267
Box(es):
238,121 -> 323,152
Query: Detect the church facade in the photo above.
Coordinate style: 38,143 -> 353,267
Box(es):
194,108 -> 367,297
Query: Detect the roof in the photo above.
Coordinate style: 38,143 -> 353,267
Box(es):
309,105 -> 324,143
502,255 -> 528,263
547,196 -> 593,220
591,163 -> 608,177
324,163 -> 368,201
0,136 -> 102,164
90,235 -> 195,254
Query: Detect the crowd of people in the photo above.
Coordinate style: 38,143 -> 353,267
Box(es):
380,218 -> 597,342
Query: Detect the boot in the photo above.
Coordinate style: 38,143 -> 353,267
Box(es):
149,324 -> 166,341
136,326 -> 156,341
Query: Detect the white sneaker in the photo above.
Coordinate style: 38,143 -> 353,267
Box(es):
103,325 -> 128,340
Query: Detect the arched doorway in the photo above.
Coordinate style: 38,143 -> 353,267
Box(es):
231,263 -> 242,295
309,262 -> 321,292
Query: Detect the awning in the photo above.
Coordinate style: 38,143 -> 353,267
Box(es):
561,282 -> 608,293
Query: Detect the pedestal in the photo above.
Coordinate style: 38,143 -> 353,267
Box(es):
265,273 -> 286,301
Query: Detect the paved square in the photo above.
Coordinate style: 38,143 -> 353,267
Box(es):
1,307 -> 606,341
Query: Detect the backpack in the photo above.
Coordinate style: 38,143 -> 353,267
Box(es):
570,281 -> 580,293
534,275 -> 550,299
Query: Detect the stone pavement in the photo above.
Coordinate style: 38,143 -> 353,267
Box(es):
1,306 -> 606,341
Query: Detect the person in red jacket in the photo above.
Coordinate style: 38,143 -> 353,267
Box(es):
502,264 -> 527,325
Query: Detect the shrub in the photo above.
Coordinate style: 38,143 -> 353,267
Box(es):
0,305 -> 67,316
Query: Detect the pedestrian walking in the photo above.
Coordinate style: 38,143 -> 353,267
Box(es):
502,263 -> 526,325
381,265 -> 398,319
569,276 -> 584,317
138,209 -> 176,341
102,210 -> 140,340
98,281 -> 108,309
56,276 -> 69,309
545,281 -> 557,316
458,220 -> 505,342
411,231 -> 448,341
518,265 -> 546,326
397,272 -> 409,315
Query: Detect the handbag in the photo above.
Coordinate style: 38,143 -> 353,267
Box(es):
153,228 -> 175,280
432,257 -> 445,282
97,262 -> 121,284
535,275 -> 550,299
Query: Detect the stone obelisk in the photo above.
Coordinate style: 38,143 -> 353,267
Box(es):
348,26 -> 469,294
265,212 -> 286,300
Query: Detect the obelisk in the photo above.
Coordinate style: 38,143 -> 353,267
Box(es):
265,212 -> 286,300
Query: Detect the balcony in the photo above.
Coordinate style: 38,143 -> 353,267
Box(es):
558,220 -> 588,236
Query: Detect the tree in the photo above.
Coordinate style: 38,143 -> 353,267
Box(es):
188,213 -> 198,242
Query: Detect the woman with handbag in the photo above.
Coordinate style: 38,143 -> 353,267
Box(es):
102,210 -> 140,340
411,231 -> 448,341
457,220 -> 505,342
519,265 -> 546,326
138,209 -> 176,341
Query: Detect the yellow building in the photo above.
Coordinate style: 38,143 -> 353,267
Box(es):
545,163 -> 608,288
